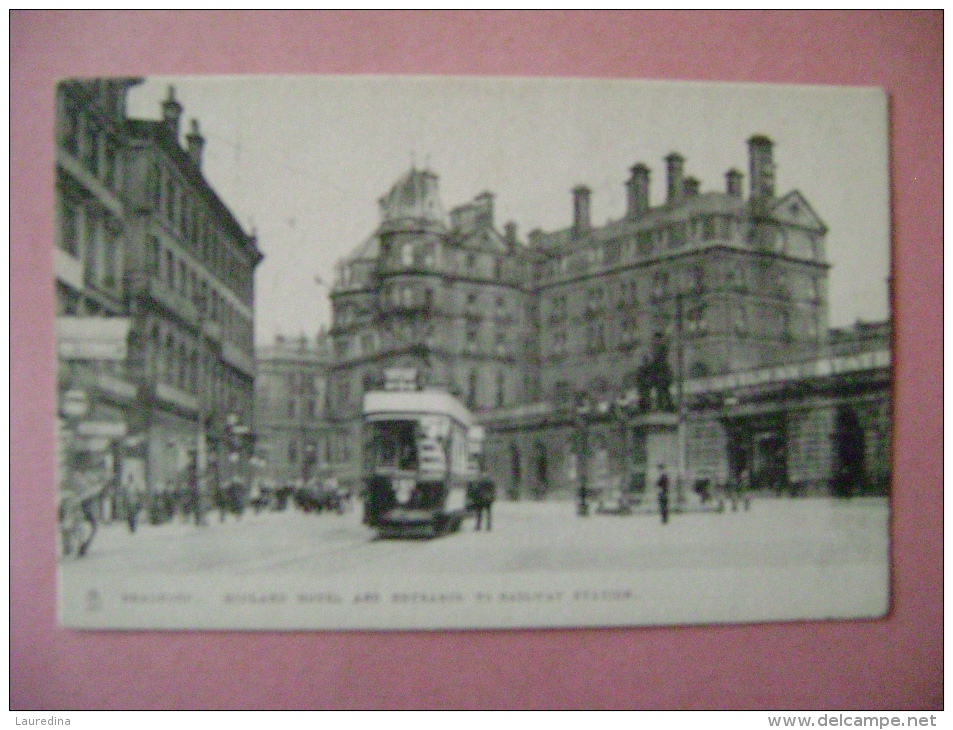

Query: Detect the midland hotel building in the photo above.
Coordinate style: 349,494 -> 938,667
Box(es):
325,137 -> 889,499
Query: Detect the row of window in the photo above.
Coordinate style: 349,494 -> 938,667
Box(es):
543,217 -> 818,281
284,438 -> 332,470
334,331 -> 380,358
147,316 -> 249,415
253,433 -> 333,480
284,371 -> 324,395
145,236 -> 254,352
59,197 -> 123,294
545,265 -> 820,323
385,241 -> 526,282
334,317 -> 521,360
465,369 -> 508,411
546,303 -> 820,360
330,366 -> 510,415
255,374 -> 327,421
370,283 -> 518,315
59,100 -> 123,193
148,161 -> 253,302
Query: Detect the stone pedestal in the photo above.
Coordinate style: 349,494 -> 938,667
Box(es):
627,412 -> 679,495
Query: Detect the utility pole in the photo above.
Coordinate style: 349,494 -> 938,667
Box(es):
576,391 -> 590,517
675,292 -> 687,504
192,291 -> 210,526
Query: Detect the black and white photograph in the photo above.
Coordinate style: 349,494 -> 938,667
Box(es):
55,76 -> 891,630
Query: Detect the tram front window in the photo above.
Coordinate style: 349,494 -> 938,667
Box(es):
369,420 -> 419,471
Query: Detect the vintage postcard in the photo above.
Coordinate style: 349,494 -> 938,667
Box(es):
55,76 -> 891,630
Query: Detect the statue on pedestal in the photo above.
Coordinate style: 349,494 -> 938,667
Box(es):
636,334 -> 675,413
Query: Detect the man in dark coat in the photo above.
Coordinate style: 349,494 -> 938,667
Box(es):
657,465 -> 670,525
186,454 -> 205,526
473,476 -> 496,531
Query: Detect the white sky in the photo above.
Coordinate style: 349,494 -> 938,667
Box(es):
126,76 -> 891,346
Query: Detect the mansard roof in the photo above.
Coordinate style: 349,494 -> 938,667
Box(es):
378,167 -> 447,229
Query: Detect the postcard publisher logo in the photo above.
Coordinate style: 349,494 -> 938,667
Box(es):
85,589 -> 102,612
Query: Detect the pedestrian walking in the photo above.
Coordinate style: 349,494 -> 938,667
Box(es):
122,471 -> 144,533
657,465 -> 670,525
474,476 -> 496,531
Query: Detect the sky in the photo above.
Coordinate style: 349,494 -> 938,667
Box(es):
126,76 -> 891,346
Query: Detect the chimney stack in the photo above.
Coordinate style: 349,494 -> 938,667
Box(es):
748,135 -> 775,200
626,164 -> 650,219
504,221 -> 518,246
665,152 -> 685,205
573,185 -> 591,235
186,119 -> 205,169
475,191 -> 494,228
683,176 -> 700,197
725,169 -> 743,198
161,85 -> 183,141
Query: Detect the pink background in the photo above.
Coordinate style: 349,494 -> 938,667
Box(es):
11,11 -> 942,710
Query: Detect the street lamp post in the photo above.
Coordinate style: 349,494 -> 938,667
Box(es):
576,392 -> 590,517
193,291 -> 209,526
675,292 -> 688,506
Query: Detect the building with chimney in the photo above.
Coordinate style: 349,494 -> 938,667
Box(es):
326,136 -> 890,501
531,135 -> 829,406
326,167 -> 538,483
120,86 -> 264,497
55,81 -> 263,509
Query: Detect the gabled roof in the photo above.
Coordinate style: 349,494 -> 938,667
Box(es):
769,191 -> 827,233
455,225 -> 510,253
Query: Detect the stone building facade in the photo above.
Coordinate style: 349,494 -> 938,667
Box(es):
55,79 -> 144,496
326,168 -> 536,485
531,136 -> 829,404
482,327 -> 891,501
55,81 -> 262,501
254,332 -> 334,488
326,136 -> 890,499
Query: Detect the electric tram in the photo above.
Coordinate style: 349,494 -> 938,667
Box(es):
361,371 -> 484,538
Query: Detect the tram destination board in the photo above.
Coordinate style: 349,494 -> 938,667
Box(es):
56,75 -> 891,631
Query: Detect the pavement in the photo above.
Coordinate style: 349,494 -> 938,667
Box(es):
60,496 -> 889,579
58,496 -> 890,629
